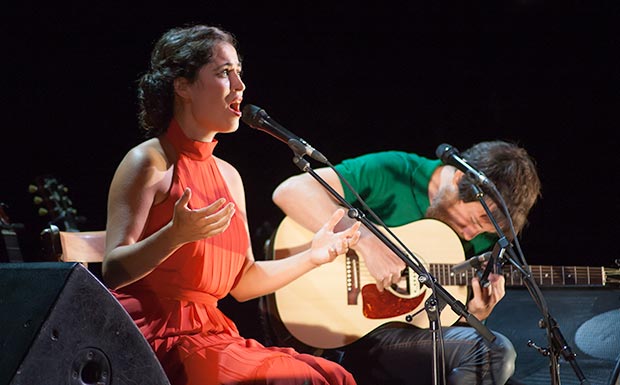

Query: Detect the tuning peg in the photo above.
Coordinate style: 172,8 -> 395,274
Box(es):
61,196 -> 73,206
28,184 -> 38,194
33,196 -> 43,205
38,207 -> 49,216
42,178 -> 56,189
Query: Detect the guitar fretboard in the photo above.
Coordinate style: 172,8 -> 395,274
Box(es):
431,264 -> 606,287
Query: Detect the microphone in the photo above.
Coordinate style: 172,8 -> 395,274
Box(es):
451,251 -> 492,274
241,104 -> 329,164
435,143 -> 493,187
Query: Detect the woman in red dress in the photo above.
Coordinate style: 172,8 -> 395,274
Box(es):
102,24 -> 360,385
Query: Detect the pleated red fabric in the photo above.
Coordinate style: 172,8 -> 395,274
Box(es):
112,120 -> 356,385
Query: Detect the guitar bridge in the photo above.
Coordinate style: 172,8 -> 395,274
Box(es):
346,249 -> 361,305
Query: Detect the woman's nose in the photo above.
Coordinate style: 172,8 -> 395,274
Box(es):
232,73 -> 245,91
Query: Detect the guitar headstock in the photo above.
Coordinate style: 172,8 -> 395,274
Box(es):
28,175 -> 84,232
605,262 -> 620,286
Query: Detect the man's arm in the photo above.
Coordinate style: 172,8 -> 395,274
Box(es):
272,167 -> 348,233
273,168 -> 405,291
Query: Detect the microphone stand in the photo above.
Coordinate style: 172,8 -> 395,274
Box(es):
288,148 -> 495,385
470,184 -> 590,385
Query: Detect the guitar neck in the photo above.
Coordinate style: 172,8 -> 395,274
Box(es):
432,263 -> 613,287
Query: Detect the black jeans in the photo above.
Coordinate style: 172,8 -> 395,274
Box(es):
328,323 -> 516,385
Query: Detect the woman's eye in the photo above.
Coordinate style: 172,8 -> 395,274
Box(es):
218,68 -> 241,78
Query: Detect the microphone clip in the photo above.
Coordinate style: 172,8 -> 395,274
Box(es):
478,239 -> 507,288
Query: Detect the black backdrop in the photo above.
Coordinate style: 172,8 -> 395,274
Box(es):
4,2 -> 619,340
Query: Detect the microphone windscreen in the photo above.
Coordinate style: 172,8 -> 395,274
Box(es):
435,143 -> 449,159
435,143 -> 457,162
241,104 -> 264,128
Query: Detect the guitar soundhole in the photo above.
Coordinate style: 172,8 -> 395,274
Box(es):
361,284 -> 425,319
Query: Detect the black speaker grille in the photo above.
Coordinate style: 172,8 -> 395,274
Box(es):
0,262 -> 170,385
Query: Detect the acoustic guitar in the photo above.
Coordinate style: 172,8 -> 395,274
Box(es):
268,216 -> 620,349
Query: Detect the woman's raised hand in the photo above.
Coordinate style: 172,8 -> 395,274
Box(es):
310,208 -> 361,266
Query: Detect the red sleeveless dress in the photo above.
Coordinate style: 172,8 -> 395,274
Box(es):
112,120 -> 356,385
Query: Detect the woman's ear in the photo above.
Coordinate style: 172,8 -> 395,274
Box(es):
173,77 -> 190,99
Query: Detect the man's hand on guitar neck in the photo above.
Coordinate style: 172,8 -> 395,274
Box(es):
461,272 -> 506,322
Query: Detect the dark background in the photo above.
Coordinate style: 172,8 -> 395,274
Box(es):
3,2 -> 619,338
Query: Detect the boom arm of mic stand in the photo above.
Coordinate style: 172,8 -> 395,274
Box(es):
292,155 -> 496,342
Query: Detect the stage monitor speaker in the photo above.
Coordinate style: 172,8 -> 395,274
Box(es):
0,262 -> 170,385
486,287 -> 620,385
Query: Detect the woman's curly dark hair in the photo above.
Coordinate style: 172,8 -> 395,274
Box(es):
137,25 -> 238,137
457,140 -> 542,237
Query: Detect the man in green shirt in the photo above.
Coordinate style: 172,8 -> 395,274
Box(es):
271,140 -> 541,385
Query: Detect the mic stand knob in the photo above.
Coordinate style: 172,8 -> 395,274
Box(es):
527,340 -> 551,357
292,155 -> 311,172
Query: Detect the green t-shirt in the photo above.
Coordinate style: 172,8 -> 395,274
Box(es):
334,151 -> 496,256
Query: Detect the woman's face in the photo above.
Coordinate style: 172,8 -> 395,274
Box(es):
180,42 -> 245,137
